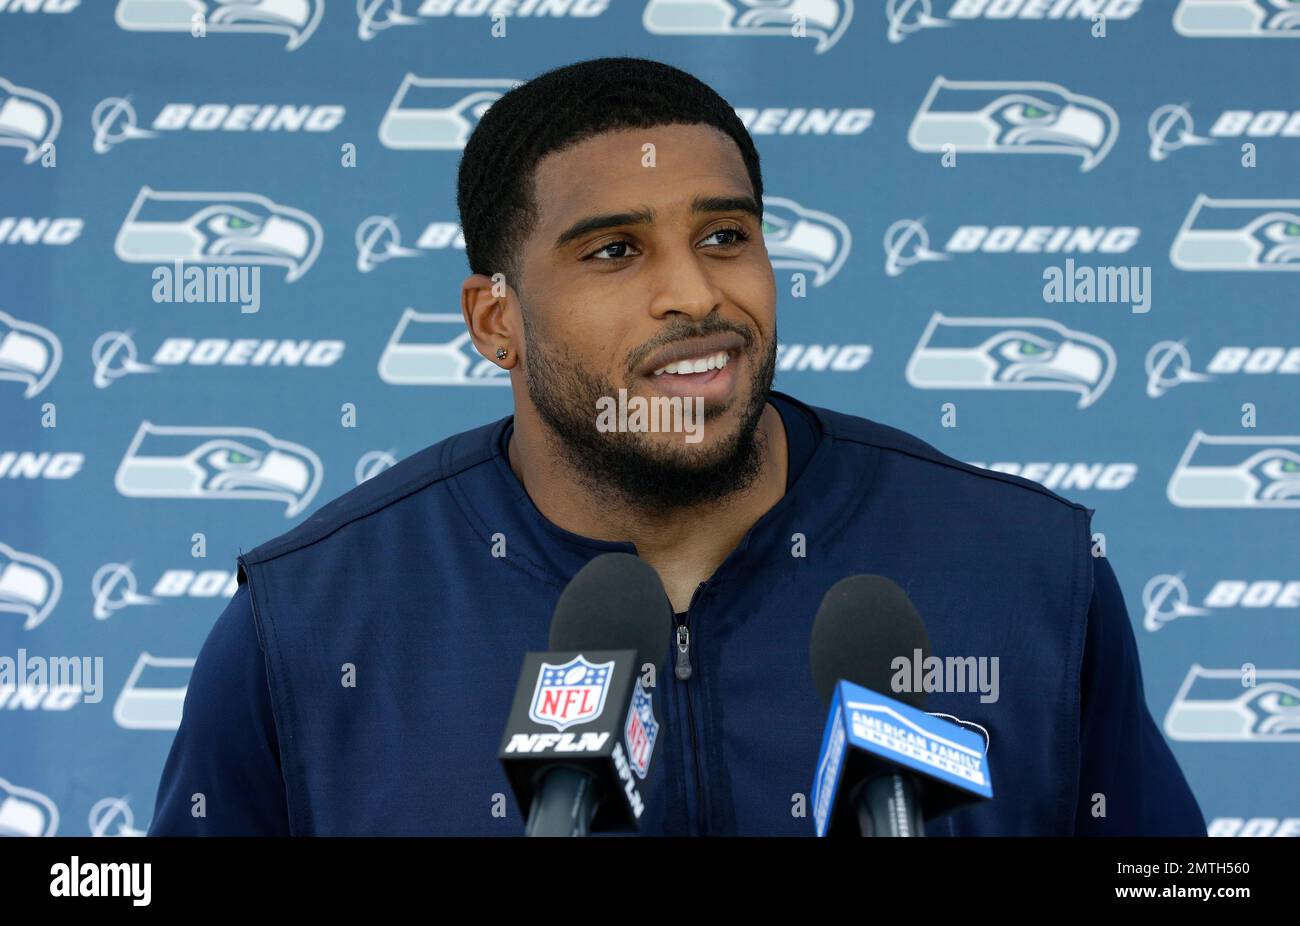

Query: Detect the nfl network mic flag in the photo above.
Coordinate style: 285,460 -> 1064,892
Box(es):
499,650 -> 662,831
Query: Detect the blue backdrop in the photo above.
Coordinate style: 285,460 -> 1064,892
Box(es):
1,0 -> 1297,838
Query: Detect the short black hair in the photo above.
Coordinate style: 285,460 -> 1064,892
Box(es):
456,56 -> 764,292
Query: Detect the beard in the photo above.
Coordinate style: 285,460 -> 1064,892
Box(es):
520,310 -> 777,514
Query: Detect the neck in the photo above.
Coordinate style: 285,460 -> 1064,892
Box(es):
507,401 -> 789,570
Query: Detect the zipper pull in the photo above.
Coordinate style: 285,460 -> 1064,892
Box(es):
675,622 -> 693,681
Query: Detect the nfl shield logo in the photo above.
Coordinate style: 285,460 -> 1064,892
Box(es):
623,679 -> 659,779
528,655 -> 615,731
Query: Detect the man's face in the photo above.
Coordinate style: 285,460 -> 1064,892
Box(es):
512,122 -> 778,510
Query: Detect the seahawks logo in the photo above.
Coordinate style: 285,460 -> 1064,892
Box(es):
377,311 -> 509,386
0,77 -> 60,164
378,76 -> 520,151
905,314 -> 1115,409
115,0 -> 323,50
0,542 -> 62,632
1165,666 -> 1300,742
0,311 -> 61,399
909,77 -> 1118,172
1170,195 -> 1300,271
1166,431 -> 1300,508
642,0 -> 853,54
0,777 -> 59,836
114,187 -> 322,283
1173,0 -> 1300,37
114,422 -> 323,517
762,196 -> 851,287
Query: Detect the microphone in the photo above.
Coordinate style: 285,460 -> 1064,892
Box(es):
497,553 -> 670,836
808,575 -> 993,837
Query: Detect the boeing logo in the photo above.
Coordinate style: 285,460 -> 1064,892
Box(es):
1150,104 -> 1300,160
1142,573 -> 1300,632
1145,340 -> 1299,398
1147,104 -> 1215,161
92,98 -> 344,154
0,217 -> 82,245
884,219 -> 1139,276
887,0 -> 1143,43
360,0 -> 610,40
0,452 -> 83,480
734,107 -> 874,136
775,344 -> 872,373
967,461 -> 1137,491
356,450 -> 398,485
92,564 -> 239,620
88,797 -> 147,838
92,331 -> 344,389
90,564 -> 158,621
355,217 -> 464,273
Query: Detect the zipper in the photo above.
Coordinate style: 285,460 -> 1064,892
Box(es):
676,580 -> 709,834
674,623 -> 692,680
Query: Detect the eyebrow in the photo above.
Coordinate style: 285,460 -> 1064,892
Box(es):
552,194 -> 763,250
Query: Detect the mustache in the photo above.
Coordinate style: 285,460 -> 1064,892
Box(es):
624,317 -> 756,375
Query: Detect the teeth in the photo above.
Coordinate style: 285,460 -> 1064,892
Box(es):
653,351 -> 730,376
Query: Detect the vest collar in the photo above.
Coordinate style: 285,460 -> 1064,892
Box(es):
457,391 -> 874,586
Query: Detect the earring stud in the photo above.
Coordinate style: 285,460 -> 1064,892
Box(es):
495,347 -> 509,361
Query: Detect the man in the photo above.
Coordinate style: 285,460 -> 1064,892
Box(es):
149,57 -> 1205,836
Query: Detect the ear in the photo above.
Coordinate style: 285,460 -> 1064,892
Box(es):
461,272 -> 520,370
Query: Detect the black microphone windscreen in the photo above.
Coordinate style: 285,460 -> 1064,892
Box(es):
549,553 -> 672,669
809,575 -> 931,709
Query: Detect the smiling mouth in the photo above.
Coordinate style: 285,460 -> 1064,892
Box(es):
640,348 -> 742,403
651,349 -> 732,377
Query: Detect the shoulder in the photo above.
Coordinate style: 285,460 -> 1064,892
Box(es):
237,417 -> 506,574
791,393 -> 1093,519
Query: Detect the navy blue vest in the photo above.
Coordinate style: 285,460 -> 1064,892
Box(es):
149,391 -> 1204,836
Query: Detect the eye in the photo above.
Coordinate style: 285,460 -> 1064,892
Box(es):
206,212 -> 260,236
584,239 -> 640,262
998,338 -> 1052,361
1001,101 -> 1058,125
700,225 -> 751,249
1254,691 -> 1300,712
205,447 -> 258,469
1261,220 -> 1300,243
1260,456 -> 1300,479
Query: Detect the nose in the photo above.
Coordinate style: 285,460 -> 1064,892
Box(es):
645,241 -> 723,323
